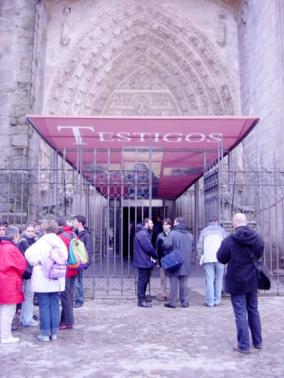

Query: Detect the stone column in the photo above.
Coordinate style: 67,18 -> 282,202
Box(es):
0,0 -> 47,223
0,0 -> 47,169
237,0 -> 284,169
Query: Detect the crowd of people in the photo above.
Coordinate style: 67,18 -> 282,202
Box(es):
134,213 -> 264,354
0,212 -> 264,354
0,215 -> 93,343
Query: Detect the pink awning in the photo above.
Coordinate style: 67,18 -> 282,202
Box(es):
26,116 -> 259,200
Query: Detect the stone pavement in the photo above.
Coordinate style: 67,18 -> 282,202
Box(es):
1,286 -> 283,378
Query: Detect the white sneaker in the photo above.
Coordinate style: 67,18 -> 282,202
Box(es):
26,319 -> 39,327
37,334 -> 50,342
1,337 -> 20,344
50,334 -> 57,341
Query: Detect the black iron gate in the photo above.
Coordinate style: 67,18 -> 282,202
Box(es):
1,145 -> 284,296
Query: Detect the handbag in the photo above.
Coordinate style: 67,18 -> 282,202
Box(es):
248,251 -> 271,291
161,248 -> 184,273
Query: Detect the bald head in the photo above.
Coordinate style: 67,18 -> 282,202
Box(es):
232,213 -> 248,229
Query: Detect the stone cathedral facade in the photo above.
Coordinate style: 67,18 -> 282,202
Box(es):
1,0 -> 284,224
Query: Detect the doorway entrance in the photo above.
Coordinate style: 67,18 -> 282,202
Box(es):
122,205 -> 167,259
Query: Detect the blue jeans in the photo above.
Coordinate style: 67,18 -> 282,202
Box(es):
203,262 -> 224,306
74,270 -> 84,305
231,291 -> 262,351
20,279 -> 34,325
37,292 -> 60,337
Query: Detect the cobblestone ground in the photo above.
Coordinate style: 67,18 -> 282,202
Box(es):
0,287 -> 283,378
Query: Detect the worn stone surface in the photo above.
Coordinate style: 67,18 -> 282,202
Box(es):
0,284 -> 283,377
237,0 -> 284,169
1,1 -> 284,279
44,0 -> 239,117
1,0 -> 284,171
0,0 -> 47,170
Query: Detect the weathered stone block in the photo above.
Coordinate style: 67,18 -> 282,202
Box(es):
11,134 -> 28,148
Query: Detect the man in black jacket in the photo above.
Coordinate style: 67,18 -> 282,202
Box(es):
217,213 -> 263,354
73,215 -> 93,308
133,218 -> 157,308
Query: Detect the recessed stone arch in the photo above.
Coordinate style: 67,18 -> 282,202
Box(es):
101,65 -> 181,116
46,1 -> 237,117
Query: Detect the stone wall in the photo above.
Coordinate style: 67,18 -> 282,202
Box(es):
0,0 -> 47,169
0,0 -> 48,169
0,0 -> 48,221
0,0 -> 242,224
238,0 -> 284,169
0,0 -> 242,165
237,0 -> 284,266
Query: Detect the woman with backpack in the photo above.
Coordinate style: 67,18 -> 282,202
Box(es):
18,224 -> 38,327
25,218 -> 68,342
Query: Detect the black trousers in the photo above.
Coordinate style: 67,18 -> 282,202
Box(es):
60,277 -> 75,326
137,268 -> 152,303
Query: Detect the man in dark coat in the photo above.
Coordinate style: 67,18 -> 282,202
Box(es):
152,214 -> 163,248
57,217 -> 78,330
163,217 -> 193,308
217,213 -> 263,354
73,215 -> 93,308
133,218 -> 157,308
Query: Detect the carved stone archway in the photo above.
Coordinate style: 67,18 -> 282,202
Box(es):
47,1 -> 237,116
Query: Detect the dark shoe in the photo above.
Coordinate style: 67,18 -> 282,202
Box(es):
233,346 -> 250,354
59,324 -> 73,330
164,303 -> 176,308
155,294 -> 168,302
74,302 -> 83,308
138,301 -> 152,308
33,296 -> 39,306
11,314 -> 20,331
254,344 -> 262,350
145,296 -> 152,303
182,303 -> 189,308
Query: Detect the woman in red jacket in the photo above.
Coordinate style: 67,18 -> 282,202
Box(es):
0,226 -> 27,343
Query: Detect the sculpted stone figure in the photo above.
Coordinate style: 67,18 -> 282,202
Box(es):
60,7 -> 71,46
216,13 -> 227,47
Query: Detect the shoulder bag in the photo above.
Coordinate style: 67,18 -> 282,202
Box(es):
161,242 -> 184,273
248,251 -> 271,291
